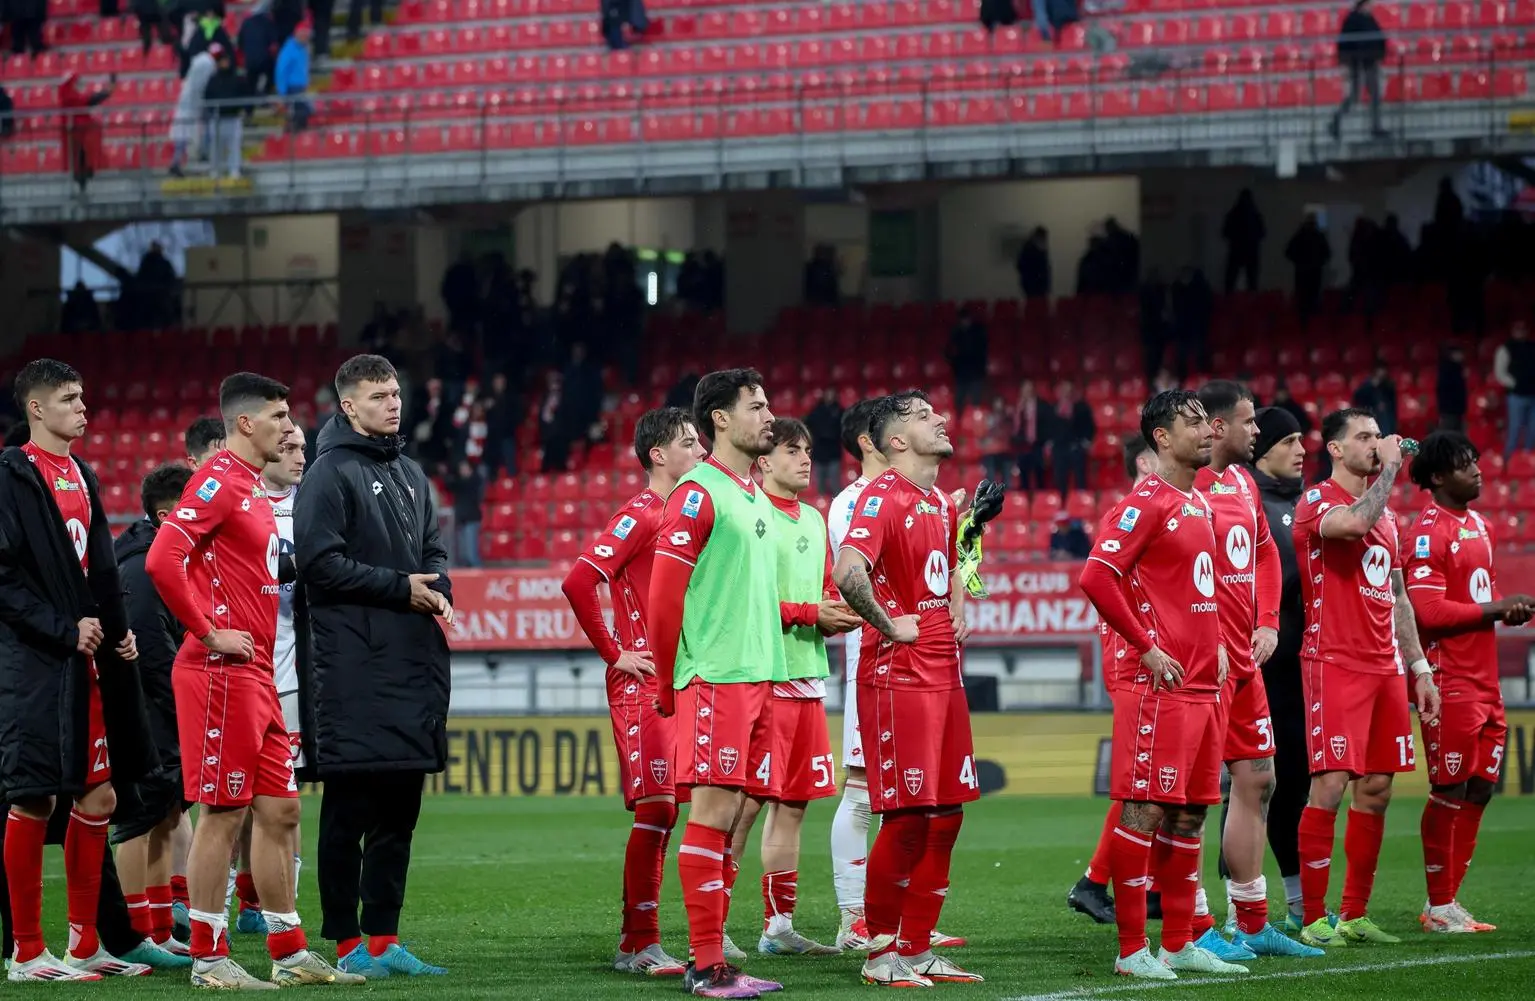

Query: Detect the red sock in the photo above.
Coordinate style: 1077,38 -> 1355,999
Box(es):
762,869 -> 798,930
1230,877 -> 1269,935
1450,801 -> 1485,900
864,810 -> 928,955
64,808 -> 111,959
170,873 -> 189,908
1191,911 -> 1215,936
367,934 -> 397,957
267,926 -> 308,961
126,892 -> 154,940
189,912 -> 229,959
148,884 -> 175,944
1340,809 -> 1385,922
337,936 -> 362,959
1152,832 -> 1201,954
235,870 -> 261,911
1421,795 -> 1459,907
1107,824 -> 1152,959
4,811 -> 48,963
1297,806 -> 1337,925
1086,803 -> 1118,885
620,800 -> 676,952
721,851 -> 740,928
897,811 -> 963,958
677,823 -> 730,970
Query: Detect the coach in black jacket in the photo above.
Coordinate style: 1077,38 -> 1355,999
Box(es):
1247,407 -> 1309,926
293,353 -> 452,970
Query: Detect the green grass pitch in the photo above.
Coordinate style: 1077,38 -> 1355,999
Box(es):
33,794 -> 1535,998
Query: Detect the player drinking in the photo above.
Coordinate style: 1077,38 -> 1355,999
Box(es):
833,390 -> 983,988
1079,390 -> 1249,981
650,368 -> 786,999
1067,433 -> 1157,926
1192,381 -> 1320,958
1292,408 -> 1442,948
728,418 -> 858,957
1405,430 -> 1530,933
561,406 -> 706,977
0,359 -> 155,981
146,373 -> 362,988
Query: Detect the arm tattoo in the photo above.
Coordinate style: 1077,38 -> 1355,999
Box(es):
1345,459 -> 1400,529
837,563 -> 898,639
1391,569 -> 1426,663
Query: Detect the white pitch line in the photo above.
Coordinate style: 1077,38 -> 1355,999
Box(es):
1001,949 -> 1535,1001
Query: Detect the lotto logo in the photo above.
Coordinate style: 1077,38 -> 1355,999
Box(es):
1100,540 -> 1121,553
669,531 -> 691,546
176,507 -> 198,521
594,545 -> 614,559
849,527 -> 871,540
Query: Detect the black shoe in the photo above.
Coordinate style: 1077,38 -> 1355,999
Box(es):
1146,889 -> 1163,921
1067,875 -> 1116,924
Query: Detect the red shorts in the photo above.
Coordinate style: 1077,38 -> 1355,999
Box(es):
1222,671 -> 1275,763
769,697 -> 837,804
858,685 -> 979,813
1424,700 -> 1507,786
1302,660 -> 1416,777
610,698 -> 678,809
676,680 -> 776,798
85,668 -> 110,785
174,669 -> 297,807
1111,690 -> 1224,805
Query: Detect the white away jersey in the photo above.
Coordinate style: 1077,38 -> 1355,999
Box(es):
829,475 -> 870,682
269,485 -> 298,696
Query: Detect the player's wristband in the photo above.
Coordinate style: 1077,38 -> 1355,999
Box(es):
1409,658 -> 1433,678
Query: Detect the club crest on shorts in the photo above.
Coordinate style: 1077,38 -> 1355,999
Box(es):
1330,735 -> 1348,760
1157,765 -> 1178,795
1444,751 -> 1462,776
650,758 -> 670,784
226,770 -> 247,799
717,746 -> 739,776
903,767 -> 924,795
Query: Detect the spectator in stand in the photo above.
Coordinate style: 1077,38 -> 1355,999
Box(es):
948,307 -> 989,409
441,251 -> 479,335
1139,268 -> 1168,380
1015,226 -> 1051,300
699,250 -> 724,311
665,370 -> 699,410
1048,512 -> 1091,560
537,371 -> 574,473
309,0 -> 334,57
1152,366 -> 1180,394
1222,188 -> 1266,293
1437,345 -> 1467,432
345,0 -> 383,45
201,44 -> 248,180
1011,378 -> 1048,493
1329,0 -> 1388,140
1495,320 -> 1535,453
131,0 -> 176,56
0,83 -> 14,138
1346,216 -> 1384,317
61,281 -> 102,334
271,0 -> 303,41
804,388 -> 844,496
1285,213 -> 1331,328
169,48 -> 216,177
1270,382 -> 1312,437
238,0 -> 280,99
1170,265 -> 1213,379
446,460 -> 483,567
59,73 -> 114,194
1378,212 -> 1413,285
562,341 -> 604,435
185,7 -> 236,70
137,241 -> 177,328
1352,363 -> 1398,435
411,377 -> 453,466
980,396 -> 1014,486
1103,217 -> 1140,292
482,371 -> 521,478
1075,228 -> 1115,295
3,0 -> 48,57
803,244 -> 840,306
434,329 -> 473,397
1049,379 -> 1094,497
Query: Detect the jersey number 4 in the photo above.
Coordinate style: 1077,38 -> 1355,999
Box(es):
959,755 -> 979,791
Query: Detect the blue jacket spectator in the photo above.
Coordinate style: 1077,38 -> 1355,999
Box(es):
275,32 -> 310,129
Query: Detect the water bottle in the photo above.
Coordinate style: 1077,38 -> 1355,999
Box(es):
1400,438 -> 1420,456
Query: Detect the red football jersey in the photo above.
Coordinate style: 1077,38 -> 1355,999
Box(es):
23,442 -> 92,571
1404,505 -> 1501,703
1094,503 -> 1135,693
1193,463 -> 1272,676
1088,477 -> 1221,702
149,450 -> 281,678
841,469 -> 960,692
577,489 -> 666,691
1293,478 -> 1402,675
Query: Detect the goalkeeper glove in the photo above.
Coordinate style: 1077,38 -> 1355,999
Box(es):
955,478 -> 1005,599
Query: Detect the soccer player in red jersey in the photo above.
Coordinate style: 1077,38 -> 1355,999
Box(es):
1291,408 -> 1442,948
1193,381 -> 1320,958
1068,434 -> 1157,926
146,373 -> 363,989
1079,390 -> 1249,981
1405,430 -> 1532,934
561,406 -> 706,977
0,359 -> 157,981
833,391 -> 984,988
